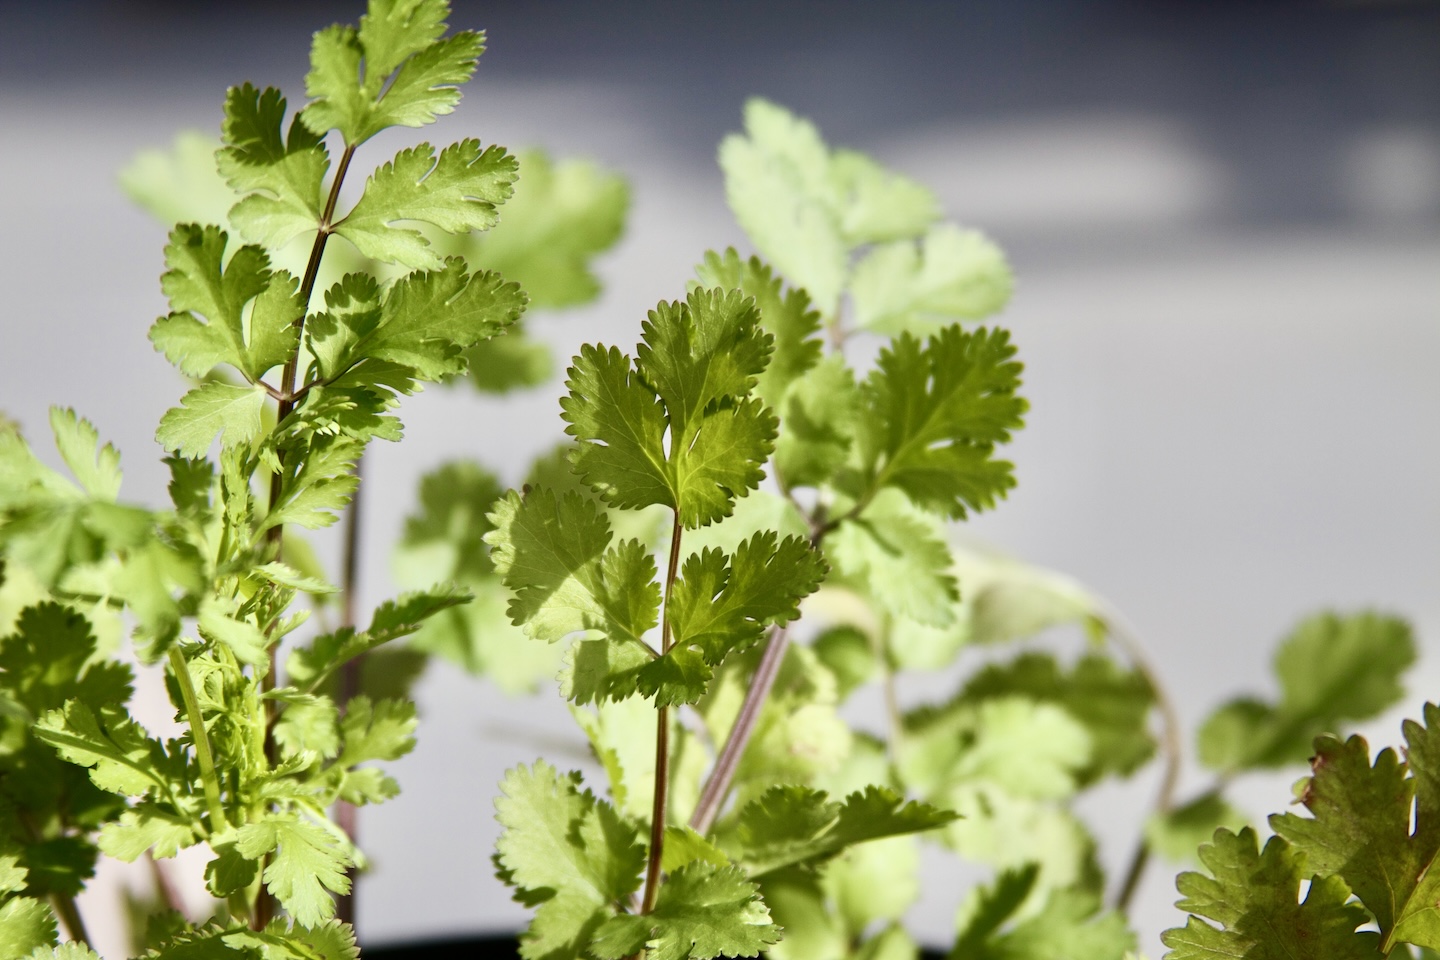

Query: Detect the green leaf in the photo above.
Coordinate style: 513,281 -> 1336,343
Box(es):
462,333 -> 553,394
592,862 -> 780,960
951,865 -> 1040,959
561,288 -> 778,529
728,784 -> 956,877
852,224 -> 1013,335
357,0 -> 451,81
363,260 -> 524,381
692,249 -> 821,409
1197,611 -> 1415,773
15,837 -> 98,900
959,652 -> 1155,785
828,148 -> 939,246
771,354 -> 860,489
156,383 -> 268,458
235,816 -> 354,927
661,827 -> 730,873
855,324 -> 1026,519
396,460 -> 502,581
261,436 -> 361,532
951,545 -> 1101,646
1147,792 -> 1250,865
254,920 -> 360,960
96,804 -> 198,861
486,488 -> 659,697
252,562 -> 336,596
119,131 -> 238,228
32,701 -> 164,797
901,696 -> 1092,802
149,224 -> 301,382
0,896 -> 56,960
812,626 -> 876,700
823,836 -> 920,938
952,872 -> 1135,960
754,868 -> 842,960
47,409 -> 120,502
271,692 -> 341,761
407,592 -> 560,693
287,585 -> 469,693
718,99 -> 848,311
1271,706 -> 1440,952
653,531 -> 825,704
1160,827 -> 1381,960
336,696 -> 416,767
559,343 -> 671,513
204,844 -> 260,899
494,763 -> 645,960
336,141 -> 518,269
301,6 -> 483,144
465,150 -> 628,309
198,605 -> 269,668
0,856 -> 26,896
0,602 -> 133,717
827,488 -> 957,627
217,83 -> 327,249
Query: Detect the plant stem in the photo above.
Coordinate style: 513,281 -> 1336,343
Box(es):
689,519 -> 828,835
265,141 -> 357,554
50,892 -> 91,948
878,632 -> 905,763
168,646 -> 227,834
688,623 -> 789,836
255,141 -> 357,931
334,455 -> 365,926
1103,603 -> 1183,914
640,514 -> 684,916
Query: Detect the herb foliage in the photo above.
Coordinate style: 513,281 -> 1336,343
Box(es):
0,4 -> 1428,960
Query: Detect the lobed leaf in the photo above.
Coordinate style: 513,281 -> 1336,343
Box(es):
1197,611 -> 1414,773
494,762 -> 645,960
851,224 -> 1013,335
156,383 -> 268,459
486,488 -> 659,660
336,140 -> 518,269
235,816 -> 354,928
302,1 -> 483,145
217,83 -> 328,249
561,288 -> 778,529
1161,827 -> 1380,960
728,784 -> 956,877
855,324 -> 1026,519
465,150 -> 629,309
1271,705 -> 1440,952
149,224 -> 302,382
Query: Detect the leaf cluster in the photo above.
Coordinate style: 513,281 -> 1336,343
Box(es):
0,0 -> 543,951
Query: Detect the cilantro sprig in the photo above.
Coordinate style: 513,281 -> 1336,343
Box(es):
0,0 -> 534,952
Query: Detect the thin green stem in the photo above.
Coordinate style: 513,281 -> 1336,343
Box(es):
255,140 -> 358,932
49,892 -> 91,948
168,646 -> 227,835
265,140 -> 358,553
334,454 -> 365,926
689,518 -> 829,835
876,624 -> 904,763
640,513 -> 685,917
1103,603 -> 1183,914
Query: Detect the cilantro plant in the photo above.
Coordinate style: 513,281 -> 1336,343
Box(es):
0,1 -> 1425,957
0,1 -> 574,955
410,99 -> 1422,960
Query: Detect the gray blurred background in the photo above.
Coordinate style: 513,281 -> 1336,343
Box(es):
2,0 -> 1439,955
